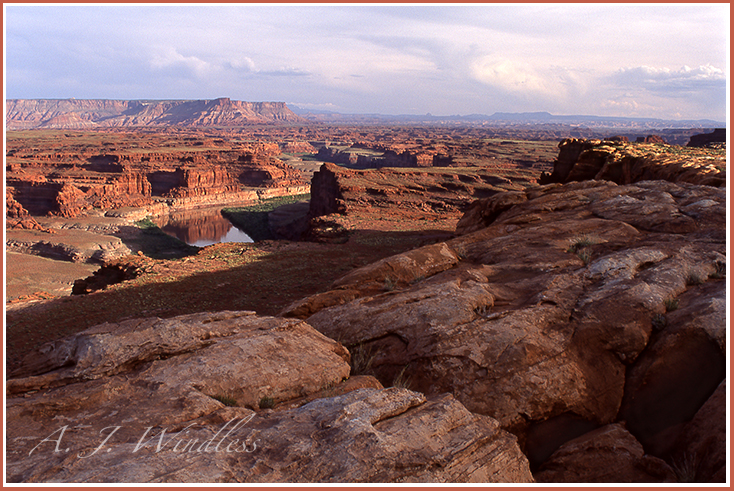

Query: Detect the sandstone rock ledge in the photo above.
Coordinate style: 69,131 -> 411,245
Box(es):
283,178 -> 726,482
6,311 -> 533,483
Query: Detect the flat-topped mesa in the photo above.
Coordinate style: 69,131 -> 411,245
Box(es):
5,98 -> 304,130
539,138 -> 725,187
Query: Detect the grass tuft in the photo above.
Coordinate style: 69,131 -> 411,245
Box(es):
651,313 -> 667,331
685,270 -> 706,286
349,343 -> 376,376
672,452 -> 699,483
212,393 -> 238,407
392,365 -> 411,389
709,260 -> 726,280
577,250 -> 592,265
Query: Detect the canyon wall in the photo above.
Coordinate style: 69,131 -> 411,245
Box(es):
6,148 -> 307,219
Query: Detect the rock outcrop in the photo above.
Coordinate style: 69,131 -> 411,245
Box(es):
6,311 -> 534,483
534,424 -> 676,483
636,135 -> 667,144
686,128 -> 726,148
6,98 -> 304,130
317,145 -> 451,169
303,161 -> 538,241
6,228 -> 131,263
668,380 -> 727,482
5,189 -> 54,232
282,178 -> 726,481
539,138 -> 725,187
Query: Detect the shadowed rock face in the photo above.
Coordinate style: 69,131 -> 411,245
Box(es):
534,424 -> 676,483
6,311 -> 534,484
686,128 -> 726,148
284,178 -> 726,481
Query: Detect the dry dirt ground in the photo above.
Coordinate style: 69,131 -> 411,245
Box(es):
5,253 -> 97,301
5,223 -> 454,373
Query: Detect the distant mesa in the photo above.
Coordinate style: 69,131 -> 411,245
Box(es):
5,98 -> 304,130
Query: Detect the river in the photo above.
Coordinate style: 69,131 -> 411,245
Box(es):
150,207 -> 253,247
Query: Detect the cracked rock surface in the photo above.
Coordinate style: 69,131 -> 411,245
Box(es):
285,179 -> 726,480
6,311 -> 533,483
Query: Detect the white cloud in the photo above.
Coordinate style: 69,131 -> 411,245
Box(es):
4,4 -> 728,120
149,47 -> 214,79
469,57 -> 590,111
228,57 -> 257,72
471,58 -> 547,95
610,64 -> 726,93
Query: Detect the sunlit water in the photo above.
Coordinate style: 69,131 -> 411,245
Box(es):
150,208 -> 253,247
188,226 -> 253,247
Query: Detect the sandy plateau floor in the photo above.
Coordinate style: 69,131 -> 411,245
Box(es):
5,252 -> 97,302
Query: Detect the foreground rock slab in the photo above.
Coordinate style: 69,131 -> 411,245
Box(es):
285,179 -> 726,481
6,311 -> 533,483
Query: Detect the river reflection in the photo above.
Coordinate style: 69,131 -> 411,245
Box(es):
150,208 -> 253,247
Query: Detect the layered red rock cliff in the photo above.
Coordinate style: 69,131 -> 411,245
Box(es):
6,98 -> 304,130
6,136 -> 307,218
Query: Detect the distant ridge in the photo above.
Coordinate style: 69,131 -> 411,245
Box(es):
289,105 -> 725,130
5,98 -> 304,129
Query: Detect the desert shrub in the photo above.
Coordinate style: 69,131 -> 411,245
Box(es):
566,234 -> 599,253
685,270 -> 706,286
383,276 -> 397,292
259,396 -> 275,409
651,313 -> 667,331
212,393 -> 238,407
664,297 -> 679,312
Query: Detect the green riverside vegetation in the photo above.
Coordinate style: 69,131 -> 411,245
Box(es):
221,193 -> 310,241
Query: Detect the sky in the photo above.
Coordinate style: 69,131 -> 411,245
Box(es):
3,4 -> 729,121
